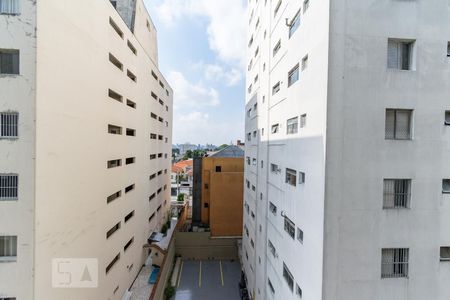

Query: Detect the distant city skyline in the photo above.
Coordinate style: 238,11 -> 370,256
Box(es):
144,0 -> 246,145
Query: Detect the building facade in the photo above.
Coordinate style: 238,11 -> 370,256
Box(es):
0,0 -> 172,299
193,146 -> 244,237
243,0 -> 450,299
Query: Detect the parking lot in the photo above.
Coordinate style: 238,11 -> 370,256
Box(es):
174,260 -> 241,300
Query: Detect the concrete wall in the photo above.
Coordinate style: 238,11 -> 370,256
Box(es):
31,1 -> 172,299
0,1 -> 36,299
175,232 -> 239,260
201,157 -> 244,237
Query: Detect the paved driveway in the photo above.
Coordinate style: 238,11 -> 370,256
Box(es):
175,260 -> 240,300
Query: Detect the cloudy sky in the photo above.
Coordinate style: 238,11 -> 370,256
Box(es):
143,0 -> 247,146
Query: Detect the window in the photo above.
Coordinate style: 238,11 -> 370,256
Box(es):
0,49 -> 19,74
126,128 -> 135,136
107,190 -> 121,204
151,92 -> 158,100
127,69 -> 137,82
215,166 -> 222,172
0,0 -> 20,14
151,70 -> 158,81
127,40 -> 137,55
108,89 -> 123,102
124,237 -> 134,251
247,132 -> 251,141
0,112 -> 18,138
124,210 -> 134,223
288,64 -> 299,87
445,111 -> 450,125
297,228 -> 303,243
149,173 -> 156,180
284,217 -> 295,239
303,0 -> 309,12
150,154 -> 156,160
288,10 -> 301,38
269,202 -> 277,215
268,278 -> 275,294
298,172 -> 305,184
106,222 -> 120,239
125,184 -> 134,193
149,193 -> 156,201
159,80 -> 165,89
252,158 -> 257,165
109,18 -> 123,39
268,240 -> 276,257
385,109 -> 412,140
300,114 -> 306,128
274,0 -> 282,16
287,117 -> 298,134
0,236 -> 17,260
149,212 -> 155,221
440,247 -> 450,261
273,40 -> 281,56
107,159 -> 121,169
283,263 -> 294,291
296,284 -> 303,298
108,124 -> 122,135
109,53 -> 123,71
271,124 -> 279,134
383,179 -> 411,208
151,113 -> 157,119
106,253 -> 120,274
126,99 -> 136,108
125,157 -> 135,165
381,248 -> 409,278
443,179 -> 450,193
301,55 -> 308,70
272,82 -> 280,95
270,163 -> 280,173
387,39 -> 415,70
150,133 -> 157,139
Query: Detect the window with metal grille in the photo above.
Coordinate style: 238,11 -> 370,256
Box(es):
0,236 -> 17,260
287,117 -> 298,134
269,202 -> 277,215
271,123 -> 279,134
286,168 -> 297,186
0,174 -> 18,200
289,10 -> 301,38
0,0 -> 20,14
385,109 -> 412,140
268,240 -> 276,257
288,64 -> 299,87
443,179 -> 450,193
0,49 -> 19,74
383,179 -> 411,208
284,216 -> 295,239
273,40 -> 281,57
381,248 -> 409,278
283,263 -> 294,291
272,82 -> 280,95
387,39 -> 415,70
0,112 -> 18,138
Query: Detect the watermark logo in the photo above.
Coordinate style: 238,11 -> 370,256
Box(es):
52,258 -> 98,288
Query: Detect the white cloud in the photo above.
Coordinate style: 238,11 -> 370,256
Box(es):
153,0 -> 247,68
193,62 -> 243,87
174,111 -> 243,145
168,71 -> 220,109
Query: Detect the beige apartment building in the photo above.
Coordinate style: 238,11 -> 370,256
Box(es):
0,0 -> 173,299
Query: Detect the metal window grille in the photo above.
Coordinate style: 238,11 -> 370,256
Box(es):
381,248 -> 409,278
383,179 -> 411,208
284,216 -> 295,239
0,50 -> 19,74
288,64 -> 299,87
286,168 -> 297,186
0,113 -> 18,138
0,236 -> 17,257
0,0 -> 20,14
283,263 -> 294,291
0,174 -> 18,200
387,39 -> 413,70
385,109 -> 412,140
287,117 -> 298,134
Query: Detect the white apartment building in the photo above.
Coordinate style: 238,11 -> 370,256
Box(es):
0,0 -> 172,299
243,0 -> 450,299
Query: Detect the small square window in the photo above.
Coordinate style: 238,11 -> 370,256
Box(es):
215,166 -> 222,172
443,179 -> 450,194
440,247 -> 450,261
